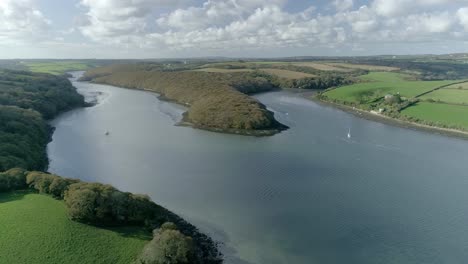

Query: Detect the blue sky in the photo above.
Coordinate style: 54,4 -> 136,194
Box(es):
0,0 -> 467,58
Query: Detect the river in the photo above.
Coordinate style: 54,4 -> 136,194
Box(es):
48,72 -> 468,264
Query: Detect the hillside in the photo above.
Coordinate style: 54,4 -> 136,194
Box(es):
0,70 -> 84,171
0,69 -> 222,263
0,191 -> 149,264
81,64 -> 288,136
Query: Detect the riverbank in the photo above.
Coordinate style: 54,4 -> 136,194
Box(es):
80,64 -> 288,136
311,96 -> 468,140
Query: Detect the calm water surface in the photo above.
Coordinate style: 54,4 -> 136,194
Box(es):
48,72 -> 468,264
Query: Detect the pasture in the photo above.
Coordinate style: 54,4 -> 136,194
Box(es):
323,72 -> 457,103
0,192 -> 150,264
260,68 -> 316,79
401,102 -> 468,130
23,61 -> 92,75
192,67 -> 252,73
420,89 -> 468,105
291,62 -> 353,72
443,81 -> 468,90
326,63 -> 399,71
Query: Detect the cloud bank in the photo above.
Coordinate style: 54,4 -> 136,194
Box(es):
1,0 -> 468,57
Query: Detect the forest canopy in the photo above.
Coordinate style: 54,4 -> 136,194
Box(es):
0,70 -> 84,171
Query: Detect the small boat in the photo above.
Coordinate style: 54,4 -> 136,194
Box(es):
105,131 -> 110,136
347,128 -> 351,139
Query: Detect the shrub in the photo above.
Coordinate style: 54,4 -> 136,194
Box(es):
63,182 -> 164,225
0,168 -> 27,192
137,223 -> 194,264
26,171 -> 78,198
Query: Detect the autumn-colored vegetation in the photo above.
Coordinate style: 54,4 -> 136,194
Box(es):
82,64 -> 288,135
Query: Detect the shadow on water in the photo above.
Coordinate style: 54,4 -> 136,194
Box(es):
0,191 -> 28,203
189,218 -> 255,264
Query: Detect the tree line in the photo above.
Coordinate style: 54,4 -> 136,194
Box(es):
0,69 -> 221,263
0,168 -> 222,264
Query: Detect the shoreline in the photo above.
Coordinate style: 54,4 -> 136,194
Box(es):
309,95 -> 468,140
58,74 -> 224,263
86,80 -> 288,137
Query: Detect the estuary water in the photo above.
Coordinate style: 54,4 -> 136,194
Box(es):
48,72 -> 468,264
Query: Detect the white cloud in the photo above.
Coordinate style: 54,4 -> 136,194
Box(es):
372,0 -> 465,17
72,0 -> 468,55
0,0 -> 51,44
333,0 -> 353,12
457,7 -> 468,30
156,0 -> 287,30
79,0 -> 185,43
4,0 -> 468,58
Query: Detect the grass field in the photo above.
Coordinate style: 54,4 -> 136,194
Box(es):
401,102 -> 468,129
0,191 -> 150,264
420,89 -> 468,105
324,72 -> 458,103
291,62 -> 353,72
260,68 -> 316,79
326,63 -> 399,71
443,81 -> 468,90
192,67 -> 252,73
23,61 -> 92,75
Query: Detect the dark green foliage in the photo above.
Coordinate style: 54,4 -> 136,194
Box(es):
0,69 -> 84,119
228,71 -> 278,94
59,179 -> 221,263
0,70 -> 84,171
63,182 -> 164,225
0,168 -> 27,191
137,223 -> 195,264
0,106 -> 49,171
269,74 -> 354,90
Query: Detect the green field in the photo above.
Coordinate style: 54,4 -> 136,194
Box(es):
0,192 -> 150,264
260,68 -> 316,79
443,81 -> 468,90
324,72 -> 457,103
291,62 -> 353,72
192,67 -> 252,73
401,102 -> 468,129
326,63 -> 399,71
420,89 -> 468,105
23,61 -> 92,75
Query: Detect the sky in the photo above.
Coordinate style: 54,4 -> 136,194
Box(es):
0,0 -> 468,59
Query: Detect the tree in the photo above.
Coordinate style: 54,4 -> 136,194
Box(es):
64,184 -> 98,222
0,168 -> 27,192
137,223 -> 194,264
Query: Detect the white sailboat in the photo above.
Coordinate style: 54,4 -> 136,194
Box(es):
347,128 -> 351,139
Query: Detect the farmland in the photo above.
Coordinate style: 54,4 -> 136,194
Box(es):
260,68 -> 316,79
192,67 -> 253,73
0,191 -> 149,264
326,63 -> 399,71
401,102 -> 468,130
290,62 -> 353,72
322,72 -> 456,103
420,89 -> 468,105
443,81 -> 468,90
22,61 -> 94,75
319,70 -> 468,132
